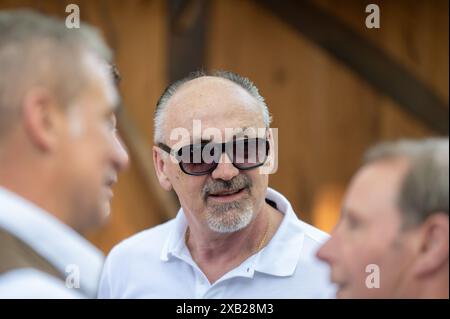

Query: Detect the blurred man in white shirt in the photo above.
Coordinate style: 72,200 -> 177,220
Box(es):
0,10 -> 129,298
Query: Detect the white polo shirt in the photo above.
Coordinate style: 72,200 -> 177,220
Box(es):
0,187 -> 104,298
98,188 -> 336,298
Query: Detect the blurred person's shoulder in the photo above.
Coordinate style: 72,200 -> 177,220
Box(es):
106,218 -> 176,261
0,268 -> 84,299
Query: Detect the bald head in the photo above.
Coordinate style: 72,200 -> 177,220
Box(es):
153,71 -> 272,144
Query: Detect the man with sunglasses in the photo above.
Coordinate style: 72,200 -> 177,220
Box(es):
98,71 -> 335,298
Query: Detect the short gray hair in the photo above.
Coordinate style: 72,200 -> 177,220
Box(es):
0,9 -> 112,139
364,137 -> 449,226
153,70 -> 272,143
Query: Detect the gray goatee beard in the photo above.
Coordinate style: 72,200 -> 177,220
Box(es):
203,175 -> 254,233
206,199 -> 254,233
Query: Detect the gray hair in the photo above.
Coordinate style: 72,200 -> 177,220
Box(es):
364,137 -> 449,226
0,9 -> 112,139
153,70 -> 272,143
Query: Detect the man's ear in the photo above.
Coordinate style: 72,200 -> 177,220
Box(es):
22,87 -> 61,152
412,213 -> 449,278
152,146 -> 173,191
259,127 -> 278,175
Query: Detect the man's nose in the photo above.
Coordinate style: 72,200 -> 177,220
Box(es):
316,233 -> 338,265
211,152 -> 239,181
112,133 -> 129,171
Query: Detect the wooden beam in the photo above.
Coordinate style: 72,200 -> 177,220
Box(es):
258,0 -> 449,134
116,107 -> 179,221
168,0 -> 209,82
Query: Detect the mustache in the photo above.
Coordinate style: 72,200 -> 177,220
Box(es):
202,175 -> 252,200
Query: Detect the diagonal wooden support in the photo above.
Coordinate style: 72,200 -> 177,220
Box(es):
258,0 -> 449,134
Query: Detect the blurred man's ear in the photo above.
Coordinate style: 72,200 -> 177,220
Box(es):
152,146 -> 173,191
22,87 -> 61,152
412,213 -> 449,277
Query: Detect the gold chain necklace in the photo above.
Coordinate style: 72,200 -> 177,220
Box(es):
185,217 -> 271,256
255,217 -> 270,254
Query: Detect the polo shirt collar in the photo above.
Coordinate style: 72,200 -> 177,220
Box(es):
160,209 -> 188,262
253,188 -> 305,277
161,188 -> 305,278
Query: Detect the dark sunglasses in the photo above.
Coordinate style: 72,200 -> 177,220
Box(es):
158,137 -> 270,176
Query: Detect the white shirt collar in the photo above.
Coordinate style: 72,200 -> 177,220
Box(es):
0,187 -> 104,298
160,187 -> 306,278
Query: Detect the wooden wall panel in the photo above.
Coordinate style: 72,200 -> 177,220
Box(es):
313,0 -> 445,143
314,0 -> 449,101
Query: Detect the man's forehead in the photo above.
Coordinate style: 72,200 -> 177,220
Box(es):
82,51 -> 119,109
163,77 -> 265,142
167,77 -> 260,115
166,123 -> 267,146
176,76 -> 249,96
